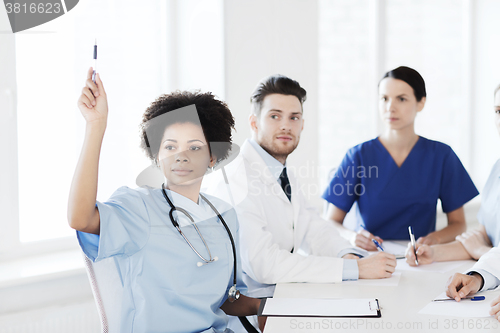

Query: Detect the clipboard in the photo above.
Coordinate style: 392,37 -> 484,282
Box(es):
258,298 -> 381,318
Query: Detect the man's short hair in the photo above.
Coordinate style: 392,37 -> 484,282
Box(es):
250,74 -> 307,116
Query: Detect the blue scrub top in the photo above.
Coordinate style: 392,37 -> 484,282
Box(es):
478,159 -> 500,247
322,137 -> 479,240
77,186 -> 246,333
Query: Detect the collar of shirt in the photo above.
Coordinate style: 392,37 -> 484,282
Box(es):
164,189 -> 214,227
248,138 -> 286,183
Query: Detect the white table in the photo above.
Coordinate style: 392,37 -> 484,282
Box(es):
263,259 -> 500,333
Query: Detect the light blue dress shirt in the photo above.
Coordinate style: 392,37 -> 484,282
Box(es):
77,186 -> 246,333
248,138 -> 359,280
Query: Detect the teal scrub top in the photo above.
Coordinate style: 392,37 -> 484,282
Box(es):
322,137 -> 479,240
77,186 -> 246,333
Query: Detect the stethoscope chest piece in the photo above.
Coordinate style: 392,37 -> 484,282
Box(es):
228,285 -> 240,302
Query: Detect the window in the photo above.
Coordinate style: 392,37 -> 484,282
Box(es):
1,0 -> 224,258
318,0 -> 500,193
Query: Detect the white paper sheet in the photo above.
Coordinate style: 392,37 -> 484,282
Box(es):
396,259 -> 471,273
343,272 -> 402,286
381,241 -> 407,258
419,291 -> 500,318
261,298 -> 379,317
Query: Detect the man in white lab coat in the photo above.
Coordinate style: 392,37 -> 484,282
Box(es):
446,247 -> 500,321
207,74 -> 396,332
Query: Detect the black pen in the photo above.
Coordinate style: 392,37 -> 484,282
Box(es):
92,39 -> 97,84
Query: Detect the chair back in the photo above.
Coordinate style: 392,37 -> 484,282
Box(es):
82,253 -> 123,333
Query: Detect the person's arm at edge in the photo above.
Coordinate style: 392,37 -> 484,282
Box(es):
467,247 -> 500,291
456,224 -> 493,260
67,68 -> 107,235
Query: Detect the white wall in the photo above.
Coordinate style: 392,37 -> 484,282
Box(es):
0,0 -> 20,252
473,0 -> 500,190
318,0 -> 500,198
224,0 -> 500,210
224,0 -> 321,205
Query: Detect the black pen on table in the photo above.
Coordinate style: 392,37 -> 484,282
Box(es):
408,226 -> 419,266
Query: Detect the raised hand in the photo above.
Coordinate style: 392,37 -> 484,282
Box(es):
77,67 -> 108,126
67,68 -> 108,235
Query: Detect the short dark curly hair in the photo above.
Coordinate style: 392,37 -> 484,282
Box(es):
140,91 -> 235,165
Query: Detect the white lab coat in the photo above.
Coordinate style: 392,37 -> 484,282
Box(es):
206,139 -> 354,298
472,247 -> 500,285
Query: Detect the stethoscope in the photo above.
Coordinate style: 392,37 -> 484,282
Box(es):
161,184 -> 240,302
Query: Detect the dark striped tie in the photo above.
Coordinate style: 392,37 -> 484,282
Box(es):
279,167 -> 291,201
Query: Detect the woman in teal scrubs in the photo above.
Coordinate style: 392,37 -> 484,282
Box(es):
322,66 -> 478,251
68,68 -> 261,333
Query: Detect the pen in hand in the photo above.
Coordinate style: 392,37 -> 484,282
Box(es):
408,226 -> 419,266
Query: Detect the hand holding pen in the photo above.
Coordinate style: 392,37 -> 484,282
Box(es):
405,243 -> 434,266
372,239 -> 384,252
408,226 -> 419,266
92,39 -> 97,84
77,67 -> 108,125
355,227 -> 384,251
445,272 -> 484,302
